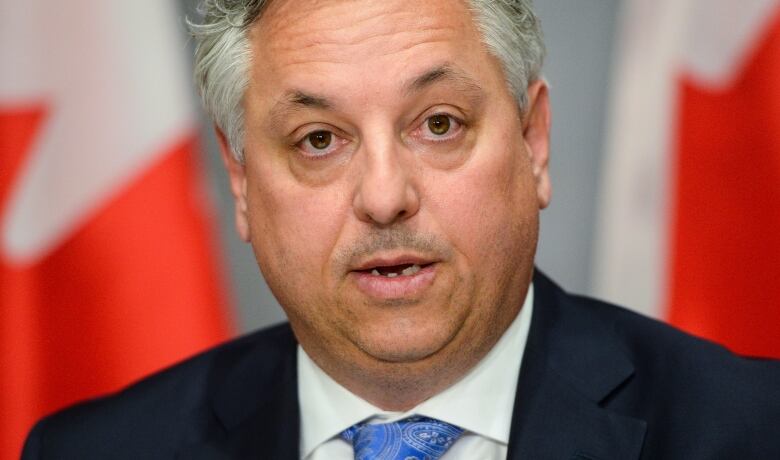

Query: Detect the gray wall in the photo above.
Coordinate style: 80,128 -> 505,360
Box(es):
534,0 -> 620,294
179,0 -> 621,333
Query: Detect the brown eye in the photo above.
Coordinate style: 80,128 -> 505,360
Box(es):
308,131 -> 332,149
427,115 -> 451,135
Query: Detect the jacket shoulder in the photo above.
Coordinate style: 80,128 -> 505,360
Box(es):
571,292 -> 780,375
565,292 -> 780,455
22,323 -> 295,460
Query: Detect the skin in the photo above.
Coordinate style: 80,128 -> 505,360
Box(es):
217,0 -> 551,410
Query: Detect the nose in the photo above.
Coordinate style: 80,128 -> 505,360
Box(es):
352,139 -> 420,226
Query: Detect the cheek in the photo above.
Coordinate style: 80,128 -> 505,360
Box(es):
244,159 -> 349,300
425,141 -> 538,280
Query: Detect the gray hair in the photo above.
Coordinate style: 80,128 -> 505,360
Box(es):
188,0 -> 545,161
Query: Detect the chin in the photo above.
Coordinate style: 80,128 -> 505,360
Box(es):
354,320 -> 462,364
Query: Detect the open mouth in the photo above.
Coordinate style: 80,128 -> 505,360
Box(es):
359,262 -> 434,278
351,258 -> 438,298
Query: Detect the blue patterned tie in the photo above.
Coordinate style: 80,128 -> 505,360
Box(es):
341,416 -> 464,460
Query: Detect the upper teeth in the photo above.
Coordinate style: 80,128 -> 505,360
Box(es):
370,264 -> 422,277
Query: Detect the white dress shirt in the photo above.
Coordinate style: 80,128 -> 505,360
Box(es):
298,284 -> 534,460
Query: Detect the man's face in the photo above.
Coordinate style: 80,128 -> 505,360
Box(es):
222,0 -> 550,399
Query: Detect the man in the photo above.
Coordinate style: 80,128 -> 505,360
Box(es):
22,0 -> 780,459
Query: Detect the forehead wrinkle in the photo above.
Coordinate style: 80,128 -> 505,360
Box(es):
257,2 -> 470,66
270,28 -> 459,70
274,37 -> 457,73
261,0 -> 458,53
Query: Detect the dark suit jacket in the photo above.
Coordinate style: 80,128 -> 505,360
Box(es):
22,271 -> 780,459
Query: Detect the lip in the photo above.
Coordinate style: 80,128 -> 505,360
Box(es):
349,253 -> 439,300
352,254 -> 437,272
351,263 -> 437,300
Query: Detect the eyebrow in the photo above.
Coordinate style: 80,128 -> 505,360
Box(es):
268,90 -> 334,130
267,64 -> 485,129
286,90 -> 331,110
403,63 -> 485,98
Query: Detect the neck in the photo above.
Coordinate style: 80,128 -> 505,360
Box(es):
338,351 -> 490,411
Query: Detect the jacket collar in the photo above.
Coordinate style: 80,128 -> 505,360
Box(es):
506,270 -> 647,459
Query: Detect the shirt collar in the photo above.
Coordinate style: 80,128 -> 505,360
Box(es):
298,284 -> 534,458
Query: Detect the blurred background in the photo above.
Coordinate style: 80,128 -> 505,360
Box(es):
2,0 -> 779,458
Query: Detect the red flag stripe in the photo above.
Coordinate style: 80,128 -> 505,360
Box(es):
667,8 -> 780,358
1,134 -> 232,458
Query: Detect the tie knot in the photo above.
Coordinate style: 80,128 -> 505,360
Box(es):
341,416 -> 464,460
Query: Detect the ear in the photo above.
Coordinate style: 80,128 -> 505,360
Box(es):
215,127 -> 251,242
522,80 -> 552,209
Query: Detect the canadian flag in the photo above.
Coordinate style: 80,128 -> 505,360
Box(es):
595,0 -> 780,358
0,1 -> 232,458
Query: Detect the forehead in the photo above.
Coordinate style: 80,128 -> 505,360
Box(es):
255,0 -> 478,55
248,0 -> 502,103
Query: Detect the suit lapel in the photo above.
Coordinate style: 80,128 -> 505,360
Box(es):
178,326 -> 301,460
506,272 -> 647,459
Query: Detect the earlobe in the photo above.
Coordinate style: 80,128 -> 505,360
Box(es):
215,127 -> 252,242
522,80 -> 552,209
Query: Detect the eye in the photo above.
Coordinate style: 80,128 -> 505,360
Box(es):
427,114 -> 451,135
308,131 -> 331,149
418,113 -> 463,142
296,129 -> 343,158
